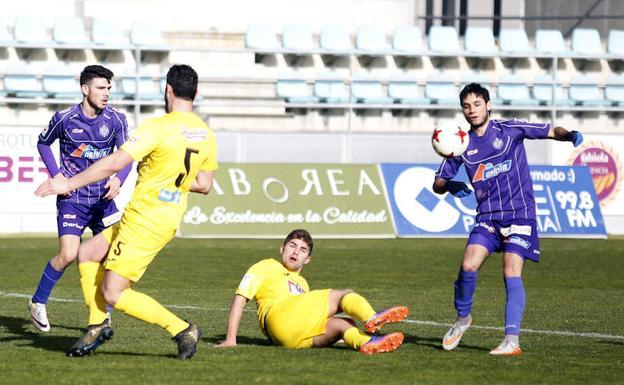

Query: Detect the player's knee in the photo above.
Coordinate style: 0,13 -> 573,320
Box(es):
100,285 -> 120,305
461,262 -> 479,272
56,250 -> 78,267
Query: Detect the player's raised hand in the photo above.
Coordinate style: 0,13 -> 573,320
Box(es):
103,176 -> 122,200
446,180 -> 472,198
35,174 -> 70,197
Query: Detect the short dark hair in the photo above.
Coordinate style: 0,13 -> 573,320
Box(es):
80,65 -> 113,85
459,83 -> 490,105
166,64 -> 198,101
283,229 -> 314,256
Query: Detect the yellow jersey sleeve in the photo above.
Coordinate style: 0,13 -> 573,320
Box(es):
235,260 -> 269,300
199,131 -> 218,172
121,119 -> 161,161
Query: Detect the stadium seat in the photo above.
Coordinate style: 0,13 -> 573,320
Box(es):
388,76 -> 429,104
464,27 -> 498,55
355,26 -> 390,53
121,74 -> 163,100
282,24 -> 316,51
607,29 -> 624,56
0,19 -> 11,44
532,74 -> 574,106
569,75 -> 610,106
130,20 -> 165,46
92,18 -> 129,46
13,16 -> 50,44
314,74 -> 349,103
276,77 -> 319,103
246,23 -> 280,51
535,29 -> 568,55
319,25 -> 352,52
4,65 -> 47,98
425,73 -> 458,104
571,28 -> 603,56
499,28 -> 533,54
605,75 -> 624,105
351,75 -> 393,104
428,25 -> 460,53
53,17 -> 88,45
497,75 -> 539,106
42,66 -> 81,99
392,26 -> 424,54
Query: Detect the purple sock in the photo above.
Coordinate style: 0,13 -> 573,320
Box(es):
32,261 -> 64,304
504,277 -> 526,335
454,269 -> 478,317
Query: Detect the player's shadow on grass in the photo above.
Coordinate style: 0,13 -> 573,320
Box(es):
404,334 -> 490,352
0,315 -> 78,353
204,334 -> 271,346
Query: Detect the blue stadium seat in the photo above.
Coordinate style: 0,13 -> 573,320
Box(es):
42,66 -> 81,99
532,74 -> 574,106
351,75 -> 393,104
499,28 -> 532,54
13,16 -> 50,44
130,20 -> 165,46
569,75 -> 610,106
388,76 -> 429,104
246,23 -> 279,51
53,17 -> 88,45
92,18 -> 129,46
319,25 -> 352,52
4,65 -> 47,98
282,24 -> 315,51
355,26 -> 390,52
605,75 -> 624,105
464,27 -> 498,55
314,75 -> 349,103
121,74 -> 162,100
497,75 -> 539,106
425,73 -> 457,104
392,26 -> 424,54
535,29 -> 568,55
428,26 -> 460,53
607,29 -> 624,56
571,28 -> 603,56
276,77 -> 319,103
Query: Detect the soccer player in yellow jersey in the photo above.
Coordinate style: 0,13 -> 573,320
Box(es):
217,229 -> 409,355
35,64 -> 217,360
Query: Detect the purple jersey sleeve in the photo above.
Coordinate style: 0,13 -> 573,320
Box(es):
38,109 -> 74,177
499,119 -> 550,141
435,156 -> 463,180
37,143 -> 59,177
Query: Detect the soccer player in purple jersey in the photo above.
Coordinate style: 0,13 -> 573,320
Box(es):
434,83 -> 583,356
28,65 -> 132,332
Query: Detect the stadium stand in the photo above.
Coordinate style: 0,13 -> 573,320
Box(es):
313,74 -> 350,103
535,29 -> 568,55
533,74 -> 575,106
355,26 -> 391,54
276,76 -> 319,103
497,74 -> 539,106
319,25 -> 353,53
569,75 -> 611,106
392,26 -> 424,55
13,15 -> 50,44
351,75 -> 393,104
388,75 -> 429,104
425,72 -> 458,104
571,28 -> 603,56
53,17 -> 88,45
607,29 -> 624,56
282,24 -> 316,52
464,27 -> 498,55
606,74 -> 624,105
428,25 -> 460,54
499,28 -> 533,55
92,18 -> 129,46
130,19 -> 165,47
42,66 -> 81,99
4,64 -> 47,98
245,23 -> 280,51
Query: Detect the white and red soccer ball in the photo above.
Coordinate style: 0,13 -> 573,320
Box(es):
431,122 -> 469,158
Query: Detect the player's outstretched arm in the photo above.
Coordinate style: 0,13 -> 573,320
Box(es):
217,294 -> 248,348
548,126 -> 584,147
35,150 -> 134,197
190,170 -> 214,194
433,177 -> 472,198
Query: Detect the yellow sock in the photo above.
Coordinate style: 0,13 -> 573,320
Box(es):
78,261 -> 108,326
340,293 -> 376,322
114,288 -> 189,336
343,327 -> 371,350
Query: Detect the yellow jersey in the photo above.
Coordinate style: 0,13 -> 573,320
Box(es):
121,111 -> 218,231
236,258 -> 309,329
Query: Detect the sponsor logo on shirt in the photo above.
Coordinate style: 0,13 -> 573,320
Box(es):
477,222 -> 496,233
181,128 -> 208,142
62,222 -> 84,229
467,149 -> 479,156
102,211 -> 122,227
99,124 -> 110,137
504,235 -> 531,249
500,225 -> 532,237
71,144 -> 112,159
473,160 -> 512,182
158,188 -> 182,203
72,128 -> 84,133
62,214 -> 76,219
288,280 -> 306,295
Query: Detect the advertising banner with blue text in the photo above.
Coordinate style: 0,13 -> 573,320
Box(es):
381,163 -> 606,238
180,163 -> 394,238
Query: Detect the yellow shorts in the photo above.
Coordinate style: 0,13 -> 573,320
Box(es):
265,289 -> 330,349
102,216 -> 176,282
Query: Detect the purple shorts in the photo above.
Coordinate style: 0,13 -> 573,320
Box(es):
467,218 -> 540,262
56,199 -> 121,237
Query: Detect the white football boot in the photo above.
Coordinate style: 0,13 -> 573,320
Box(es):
442,316 -> 472,351
28,298 -> 50,332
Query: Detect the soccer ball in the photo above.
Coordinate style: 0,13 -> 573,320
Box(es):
431,122 -> 469,158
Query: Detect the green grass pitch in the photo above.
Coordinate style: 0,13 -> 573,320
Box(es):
1,236 -> 622,385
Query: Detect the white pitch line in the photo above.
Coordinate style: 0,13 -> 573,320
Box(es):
2,291 -> 622,341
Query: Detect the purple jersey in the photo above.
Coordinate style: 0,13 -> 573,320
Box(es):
38,104 -> 129,204
435,119 -> 550,221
